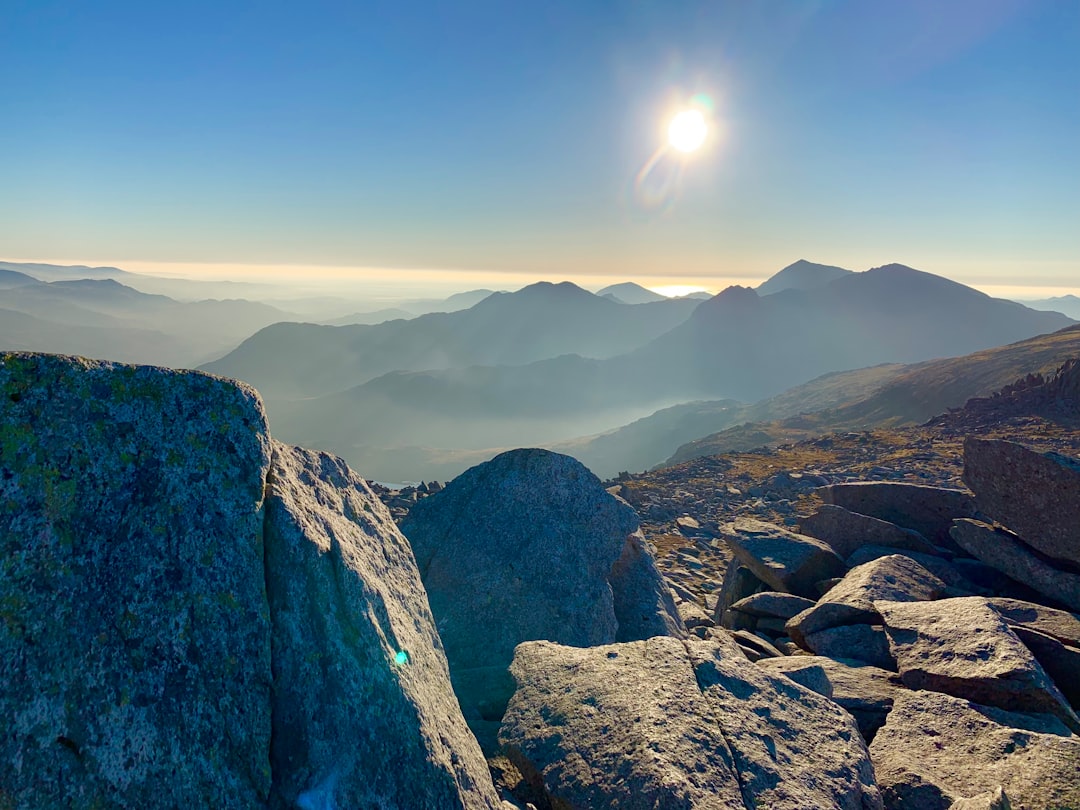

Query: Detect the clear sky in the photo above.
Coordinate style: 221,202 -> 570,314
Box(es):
2,0 -> 1078,297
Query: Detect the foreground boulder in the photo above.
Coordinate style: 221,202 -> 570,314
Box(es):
264,442 -> 499,809
499,635 -> 882,809
0,353 -> 501,809
870,690 -> 1080,810
875,597 -> 1079,732
800,504 -> 940,560
1,354 -> 274,808
963,437 -> 1080,567
400,448 -> 682,747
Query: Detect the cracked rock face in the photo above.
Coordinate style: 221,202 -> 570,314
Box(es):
498,635 -> 882,810
0,353 -> 500,809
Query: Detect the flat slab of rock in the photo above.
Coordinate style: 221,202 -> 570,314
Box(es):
787,554 -> 946,647
951,519 -> 1080,612
803,623 -> 896,670
720,519 -> 846,599
870,690 -> 1080,810
987,597 -> 1080,647
846,545 -> 973,590
264,443 -> 500,809
963,437 -> 1080,567
400,449 -> 681,748
1008,626 -> 1080,709
730,591 -> 816,620
499,636 -> 882,809
875,597 -> 1080,732
800,503 -> 939,560
712,563 -> 768,628
0,353 -> 274,808
818,482 -> 975,547
757,656 -> 904,742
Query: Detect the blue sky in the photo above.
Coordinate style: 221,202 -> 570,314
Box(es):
2,0 -> 1078,296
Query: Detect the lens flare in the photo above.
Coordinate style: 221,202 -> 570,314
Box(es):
668,109 -> 707,153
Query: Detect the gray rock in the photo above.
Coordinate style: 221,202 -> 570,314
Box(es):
788,555 -> 946,648
948,787 -> 1011,810
951,557 -> 1058,604
609,529 -> 685,641
0,353 -> 274,808
987,597 -> 1080,647
264,442 -> 500,809
720,519 -> 847,599
818,481 -> 975,547
730,591 -> 816,619
800,503 -> 940,560
963,437 -> 1080,567
846,545 -> 974,590
730,628 -> 785,661
499,636 -> 882,809
875,597 -> 1080,732
755,656 -> 833,697
712,563 -> 768,629
757,656 -> 904,743
399,449 -> 681,747
951,519 -> 1080,611
1009,626 -> 1080,709
803,623 -> 897,670
870,690 -> 1080,810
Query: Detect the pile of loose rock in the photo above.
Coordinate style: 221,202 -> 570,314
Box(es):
704,437 -> 1080,808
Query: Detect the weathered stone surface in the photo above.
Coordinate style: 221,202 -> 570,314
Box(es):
264,442 -> 500,809
803,623 -> 896,670
499,636 -> 882,809
788,555 -> 946,647
0,353 -> 274,808
399,448 -> 681,745
755,656 -> 833,697
963,437 -> 1080,567
712,562 -> 768,628
987,597 -> 1080,648
870,690 -> 1080,810
845,545 -> 973,590
720,519 -> 847,599
876,597 -> 1080,732
609,529 -> 685,641
730,628 -> 784,661
948,787 -> 1011,810
819,481 -> 975,547
951,519 -> 1080,611
1009,626 -> 1080,709
757,656 -> 904,743
730,590 -> 816,619
800,503 -> 940,560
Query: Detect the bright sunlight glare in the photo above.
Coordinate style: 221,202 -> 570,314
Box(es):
650,284 -> 710,297
668,109 -> 707,153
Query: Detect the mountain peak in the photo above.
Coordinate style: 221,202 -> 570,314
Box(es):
595,282 -> 667,305
757,260 -> 853,296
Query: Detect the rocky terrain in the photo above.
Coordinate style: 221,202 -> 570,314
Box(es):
3,350 -> 1080,808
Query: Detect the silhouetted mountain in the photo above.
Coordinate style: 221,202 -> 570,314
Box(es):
678,291 -> 714,301
1022,294 -> 1080,320
0,277 -> 304,366
596,282 -> 667,305
204,281 -> 701,398
668,323 -> 1080,464
325,308 -> 416,326
632,263 -> 1074,402
0,269 -> 42,289
0,261 -> 131,281
400,289 -> 499,315
756,259 -> 853,295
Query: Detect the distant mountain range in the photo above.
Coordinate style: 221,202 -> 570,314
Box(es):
596,282 -> 668,305
668,323 -> 1080,465
755,259 -> 853,295
203,281 -> 701,398
1021,294 -> 1080,320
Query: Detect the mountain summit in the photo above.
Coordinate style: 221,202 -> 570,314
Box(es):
757,260 -> 854,296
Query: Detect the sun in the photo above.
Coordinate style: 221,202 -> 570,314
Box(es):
668,109 -> 707,153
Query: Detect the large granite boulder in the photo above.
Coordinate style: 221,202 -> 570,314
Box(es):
803,623 -> 896,670
757,655 -> 904,742
869,690 -> 1080,810
963,437 -> 1080,567
787,555 -> 946,648
1,353 -> 274,808
399,448 -> 682,746
264,442 -> 500,809
875,597 -> 1079,732
950,518 -> 1080,611
720,519 -> 847,599
800,504 -> 939,560
818,482 -> 975,547
0,353 -> 501,809
712,562 -> 769,629
499,635 -> 882,809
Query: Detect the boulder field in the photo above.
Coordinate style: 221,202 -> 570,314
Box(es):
2,351 -> 1079,809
